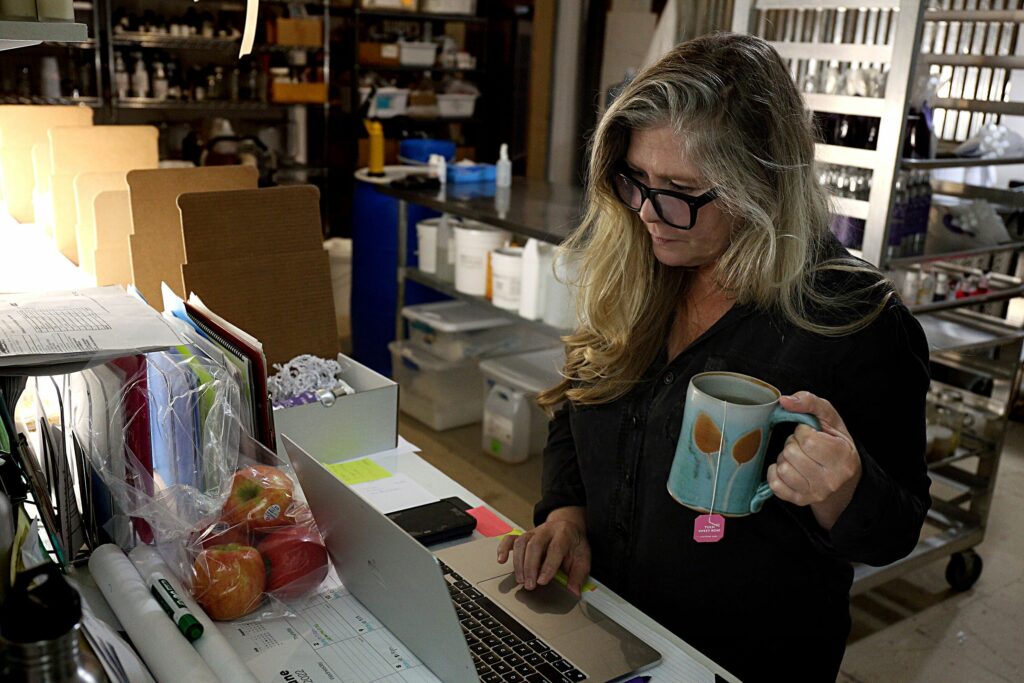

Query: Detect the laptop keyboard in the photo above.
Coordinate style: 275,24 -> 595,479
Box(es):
439,561 -> 588,683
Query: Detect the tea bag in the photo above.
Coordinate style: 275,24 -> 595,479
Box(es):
693,403 -> 726,543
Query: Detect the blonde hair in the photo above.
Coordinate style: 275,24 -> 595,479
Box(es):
539,32 -> 893,409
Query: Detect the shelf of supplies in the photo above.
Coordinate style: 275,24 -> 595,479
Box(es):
851,524 -> 984,595
41,39 -> 96,49
888,241 -> 1024,268
926,9 -> 1024,21
830,194 -> 869,220
355,63 -> 481,74
404,268 -> 564,337
909,280 -> 1024,316
803,93 -> 886,118
354,9 -> 487,24
815,143 -> 879,170
920,54 -> 1024,69
112,33 -> 240,50
902,155 -> 1024,170
769,41 -> 893,64
0,95 -> 100,106
932,98 -> 1024,117
926,439 -> 995,472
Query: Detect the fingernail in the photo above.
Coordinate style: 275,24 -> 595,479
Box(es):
785,394 -> 800,402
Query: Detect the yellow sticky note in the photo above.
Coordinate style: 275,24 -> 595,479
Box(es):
501,529 -> 596,592
326,458 -> 392,485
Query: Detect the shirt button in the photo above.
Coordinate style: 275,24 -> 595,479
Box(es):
624,471 -> 633,485
630,415 -> 639,428
663,372 -> 674,385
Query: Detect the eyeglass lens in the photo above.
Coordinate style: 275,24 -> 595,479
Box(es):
613,174 -> 693,228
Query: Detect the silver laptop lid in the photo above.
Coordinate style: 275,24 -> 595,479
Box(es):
283,436 -> 477,683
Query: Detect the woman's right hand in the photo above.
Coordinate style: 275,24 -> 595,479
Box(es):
496,507 -> 590,597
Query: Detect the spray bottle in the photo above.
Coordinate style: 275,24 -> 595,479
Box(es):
496,143 -> 512,188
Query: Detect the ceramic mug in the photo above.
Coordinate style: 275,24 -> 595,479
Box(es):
667,372 -> 821,517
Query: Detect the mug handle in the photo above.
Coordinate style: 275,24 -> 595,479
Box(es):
749,408 -> 822,513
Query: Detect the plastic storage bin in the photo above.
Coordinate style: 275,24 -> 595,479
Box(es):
402,300 -> 552,362
400,41 -> 439,67
437,93 -> 478,118
389,340 -> 483,430
479,347 -> 564,463
422,0 -> 477,14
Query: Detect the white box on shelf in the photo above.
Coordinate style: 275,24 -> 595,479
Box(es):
389,340 -> 483,430
274,353 -> 398,463
437,93 -> 477,118
403,300 -> 554,362
422,0 -> 476,14
359,86 -> 409,118
400,41 -> 438,67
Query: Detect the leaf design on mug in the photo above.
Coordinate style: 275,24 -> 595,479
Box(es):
693,412 -> 722,454
732,428 -> 763,464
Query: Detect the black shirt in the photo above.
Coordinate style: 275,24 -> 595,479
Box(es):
535,265 -> 931,682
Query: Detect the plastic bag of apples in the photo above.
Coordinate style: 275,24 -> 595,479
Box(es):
185,460 -> 331,621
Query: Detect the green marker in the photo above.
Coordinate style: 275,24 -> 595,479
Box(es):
148,572 -> 204,642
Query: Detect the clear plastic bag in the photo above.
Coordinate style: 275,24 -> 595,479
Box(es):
77,335 -> 328,622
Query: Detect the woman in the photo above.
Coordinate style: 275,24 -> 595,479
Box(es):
497,32 -> 930,682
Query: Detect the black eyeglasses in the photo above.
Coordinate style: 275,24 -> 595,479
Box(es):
611,171 -> 719,230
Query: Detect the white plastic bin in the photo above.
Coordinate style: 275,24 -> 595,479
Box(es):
437,93 -> 478,118
490,246 -> 523,311
389,340 -> 483,430
416,219 -> 439,273
479,347 -> 564,463
400,41 -> 438,67
359,86 -> 409,118
402,300 -> 553,362
454,222 -> 510,296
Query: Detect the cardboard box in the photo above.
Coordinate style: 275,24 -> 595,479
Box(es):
126,165 -> 259,307
275,17 -> 323,47
74,171 -> 129,275
176,185 -> 339,367
93,190 -> 135,287
49,125 -> 158,263
274,353 -> 398,462
358,42 -> 400,65
0,105 -> 93,224
271,82 -> 328,104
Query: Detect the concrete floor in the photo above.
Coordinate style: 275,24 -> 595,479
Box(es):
399,415 -> 1024,682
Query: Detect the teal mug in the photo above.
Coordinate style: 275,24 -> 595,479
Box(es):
667,372 -> 821,517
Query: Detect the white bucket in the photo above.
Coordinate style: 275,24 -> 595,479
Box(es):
490,246 -> 523,310
416,218 -> 440,273
454,223 -> 510,296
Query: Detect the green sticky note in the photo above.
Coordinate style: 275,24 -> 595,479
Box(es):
501,529 -> 596,592
326,458 -> 393,485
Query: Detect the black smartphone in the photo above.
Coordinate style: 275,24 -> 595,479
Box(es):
386,496 -> 477,546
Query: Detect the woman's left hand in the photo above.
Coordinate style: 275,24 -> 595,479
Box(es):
768,391 -> 862,530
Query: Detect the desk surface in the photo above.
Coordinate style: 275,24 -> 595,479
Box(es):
372,178 -> 585,245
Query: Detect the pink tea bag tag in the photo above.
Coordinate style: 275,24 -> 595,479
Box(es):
693,514 -> 726,542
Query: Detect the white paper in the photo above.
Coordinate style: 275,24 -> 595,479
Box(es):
217,572 -> 443,683
0,286 -> 181,369
351,473 -> 439,514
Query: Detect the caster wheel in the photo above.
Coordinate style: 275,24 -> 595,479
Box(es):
946,550 -> 983,591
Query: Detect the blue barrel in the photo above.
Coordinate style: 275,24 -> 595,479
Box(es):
351,179 -> 449,376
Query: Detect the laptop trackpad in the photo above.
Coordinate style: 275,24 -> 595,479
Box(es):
478,574 -> 607,642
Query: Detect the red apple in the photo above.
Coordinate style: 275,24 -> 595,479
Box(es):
257,522 -> 329,600
221,465 -> 295,531
192,544 -> 266,621
189,519 -> 252,554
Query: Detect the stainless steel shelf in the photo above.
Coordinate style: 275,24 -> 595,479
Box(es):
41,39 -> 97,49
770,41 -> 893,64
803,93 -> 886,118
930,180 -> 1024,209
112,99 -> 288,118
926,438 -> 995,472
0,19 -> 88,51
815,143 -> 879,170
830,194 -> 869,220
889,240 -> 1024,268
404,268 -> 565,338
0,95 -> 100,106
909,282 -> 1024,315
355,64 -> 482,74
920,53 -> 1024,69
851,524 -> 984,596
354,9 -> 486,24
918,310 -> 1024,355
926,9 -> 1024,21
902,155 -> 1024,170
932,98 -> 1024,117
761,0 -> 898,7
112,33 -> 239,50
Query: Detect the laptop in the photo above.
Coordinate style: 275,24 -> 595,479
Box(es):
284,436 -> 661,683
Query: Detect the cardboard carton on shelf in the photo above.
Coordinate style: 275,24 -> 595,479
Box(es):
271,82 -> 328,104
274,17 -> 323,48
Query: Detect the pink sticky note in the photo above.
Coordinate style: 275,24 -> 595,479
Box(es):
467,506 -> 514,537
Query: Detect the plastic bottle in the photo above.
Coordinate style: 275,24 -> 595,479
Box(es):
496,143 -> 512,188
901,269 -> 920,305
934,272 -> 949,302
114,53 -> 129,99
131,54 -> 149,98
518,238 -> 549,320
151,61 -> 168,101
